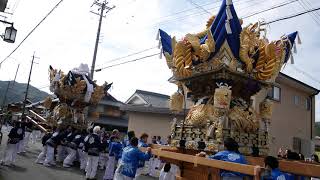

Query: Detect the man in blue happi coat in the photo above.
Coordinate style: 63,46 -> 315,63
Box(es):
114,137 -> 151,180
262,156 -> 288,180
104,135 -> 123,180
208,137 -> 247,180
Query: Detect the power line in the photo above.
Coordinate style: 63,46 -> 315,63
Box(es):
297,0 -> 320,25
96,46 -> 157,68
290,65 -> 320,86
263,6 -> 320,24
0,0 -> 65,67
95,53 -> 160,71
242,0 -> 299,19
186,0 -> 212,15
96,1 -> 318,72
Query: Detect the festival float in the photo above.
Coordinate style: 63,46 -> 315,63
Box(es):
151,0 -> 320,179
28,63 -> 112,131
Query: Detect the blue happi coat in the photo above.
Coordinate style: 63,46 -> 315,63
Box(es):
109,141 -> 123,160
209,150 -> 247,177
262,168 -> 288,180
138,140 -> 149,167
118,145 -> 151,178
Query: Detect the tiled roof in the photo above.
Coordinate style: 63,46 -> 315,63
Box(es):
135,89 -> 169,108
121,104 -> 186,116
95,116 -> 128,127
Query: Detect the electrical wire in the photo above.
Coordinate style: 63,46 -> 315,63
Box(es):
303,0 -> 320,19
263,6 -> 320,24
96,5 -> 320,72
297,0 -> 320,25
186,0 -> 212,15
95,53 -> 160,71
242,0 -> 299,19
0,0 -> 65,66
95,46 -> 157,68
290,65 -> 320,85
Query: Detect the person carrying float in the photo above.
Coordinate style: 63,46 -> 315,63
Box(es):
103,134 -> 123,180
63,128 -> 79,168
43,126 -> 62,167
35,127 -> 54,164
114,137 -> 152,180
57,125 -> 72,163
135,133 -> 149,178
84,126 -> 102,180
262,156 -> 288,180
1,121 -> 23,166
208,138 -> 247,180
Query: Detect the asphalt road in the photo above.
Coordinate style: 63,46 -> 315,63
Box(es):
0,128 -> 156,180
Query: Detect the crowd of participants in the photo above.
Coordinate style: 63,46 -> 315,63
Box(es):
0,116 -> 178,180
1,116 -> 320,180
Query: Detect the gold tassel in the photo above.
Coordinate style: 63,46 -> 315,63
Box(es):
156,30 -> 160,40
225,20 -> 232,34
226,5 -> 233,20
297,32 -> 302,44
293,42 -> 297,54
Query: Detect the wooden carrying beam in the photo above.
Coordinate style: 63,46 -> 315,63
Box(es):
29,110 -> 47,123
26,116 -> 48,133
148,145 -> 320,178
248,156 -> 320,178
141,147 -> 260,176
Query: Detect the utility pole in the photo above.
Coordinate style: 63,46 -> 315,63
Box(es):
21,52 -> 38,117
1,64 -> 20,109
90,0 -> 115,79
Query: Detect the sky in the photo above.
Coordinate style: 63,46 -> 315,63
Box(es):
0,0 -> 320,120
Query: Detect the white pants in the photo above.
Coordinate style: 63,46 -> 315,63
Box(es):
43,145 -> 55,166
56,145 -> 67,162
35,145 -> 47,164
114,172 -> 134,180
99,152 -> 108,169
3,143 -> 18,165
78,149 -> 86,170
31,130 -> 40,144
135,160 -> 150,178
22,131 -> 31,151
86,155 -> 99,179
104,156 -> 116,180
159,171 -> 175,180
149,158 -> 161,177
63,148 -> 77,167
85,152 -> 89,172
17,140 -> 24,153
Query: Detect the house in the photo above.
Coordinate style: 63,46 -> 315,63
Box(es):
253,72 -> 319,156
121,90 -> 186,144
90,93 -> 128,132
123,73 -> 319,156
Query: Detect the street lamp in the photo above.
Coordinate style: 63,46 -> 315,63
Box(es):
3,25 -> 17,43
0,19 -> 17,43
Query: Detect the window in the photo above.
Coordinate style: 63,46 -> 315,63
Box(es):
294,95 -> 300,106
293,137 -> 301,153
305,97 -> 311,110
267,86 -> 281,101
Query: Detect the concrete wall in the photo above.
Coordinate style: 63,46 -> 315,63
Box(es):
127,112 -> 184,144
254,82 -> 314,156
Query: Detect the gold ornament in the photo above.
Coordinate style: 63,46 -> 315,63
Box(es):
169,92 -> 184,112
259,99 -> 273,120
214,83 -> 232,109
